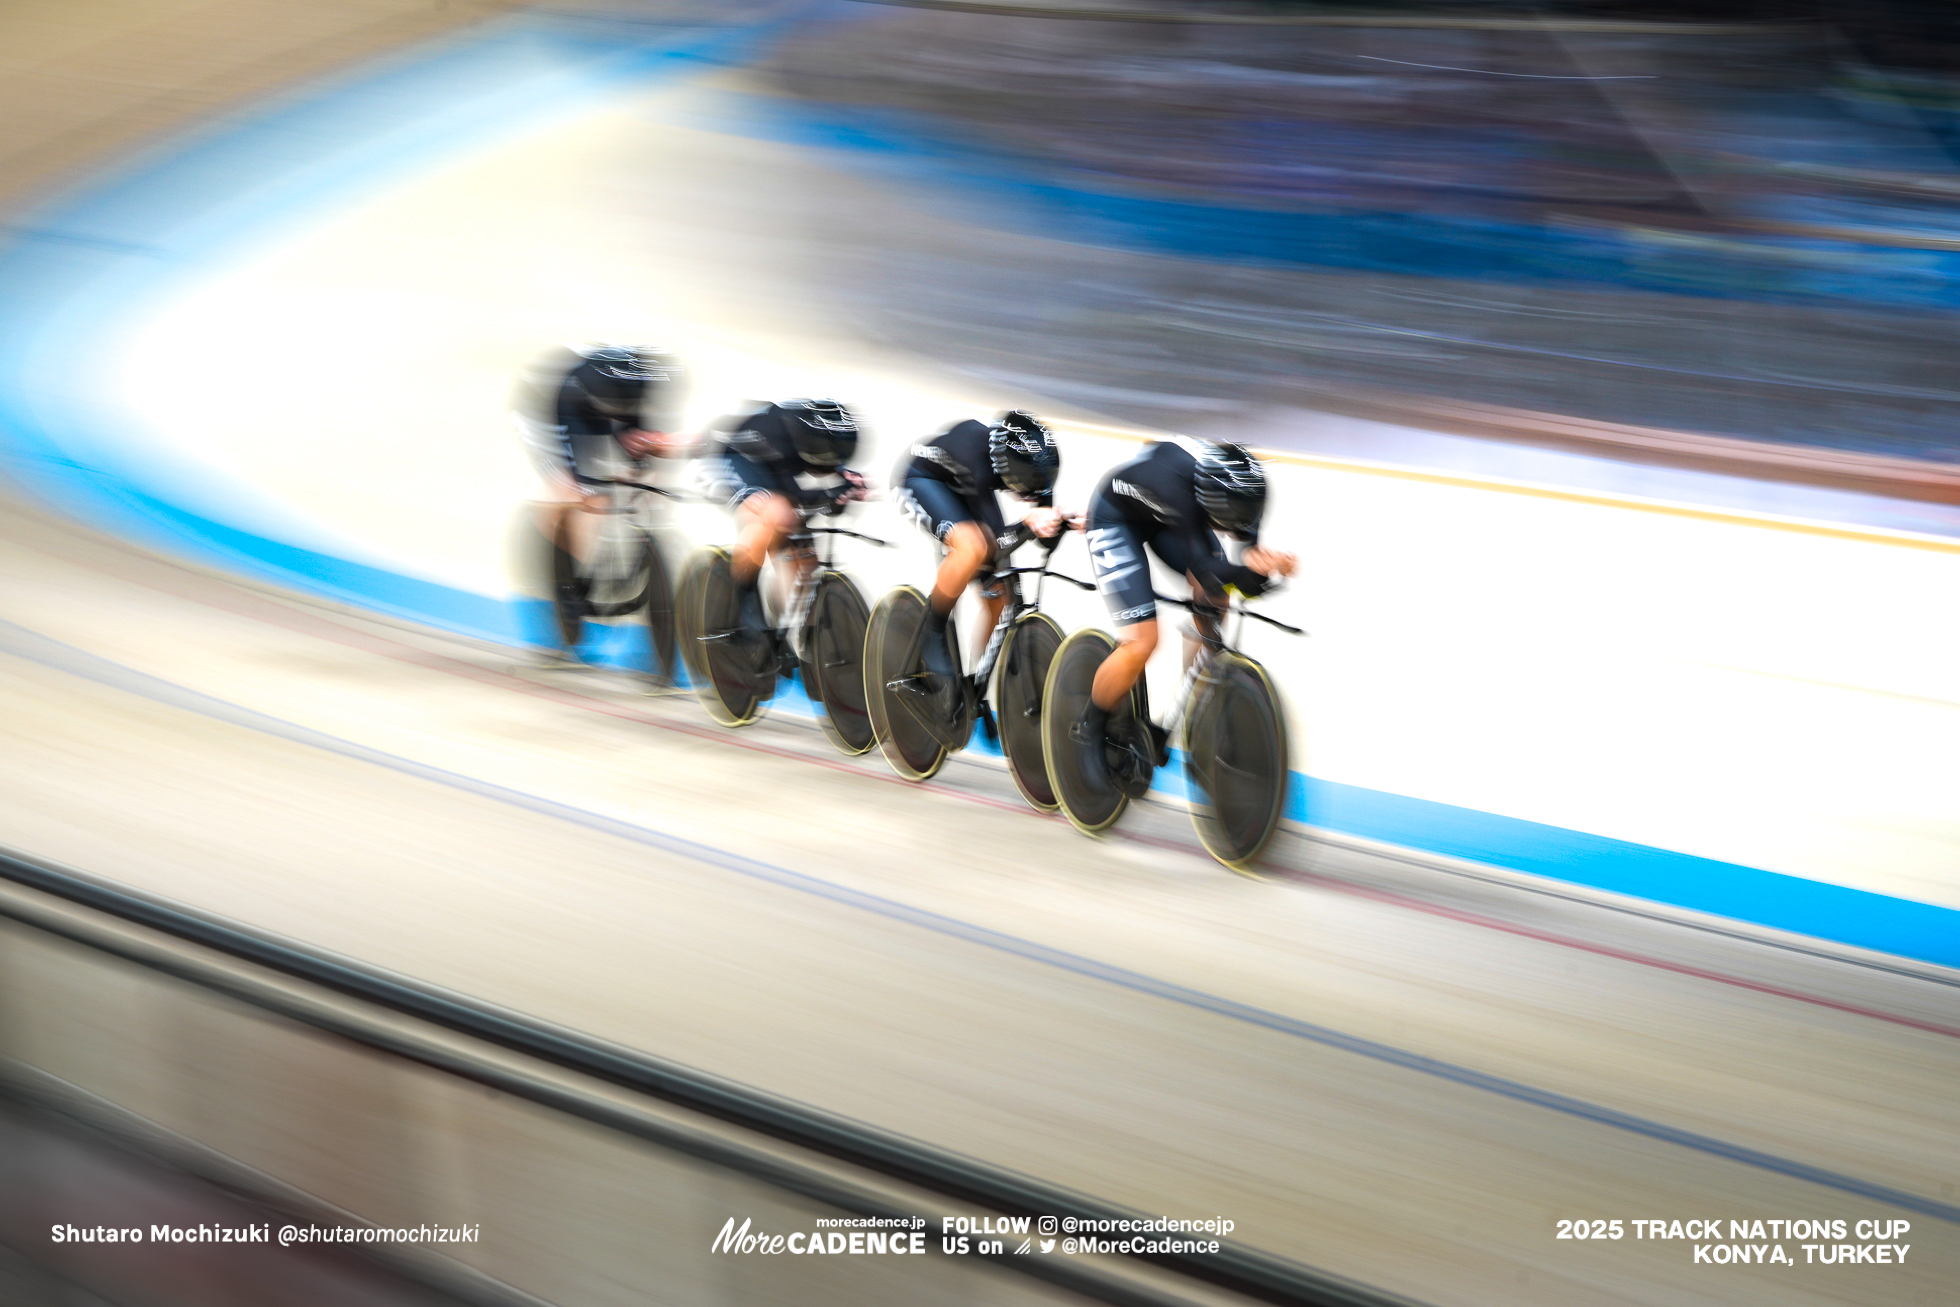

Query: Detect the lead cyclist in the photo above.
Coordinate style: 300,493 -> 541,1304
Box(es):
1076,439 -> 1296,787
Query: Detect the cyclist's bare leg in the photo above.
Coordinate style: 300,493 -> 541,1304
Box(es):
1181,575 -> 1219,670
729,490 -> 799,635
919,521 -> 991,679
1090,618 -> 1157,713
537,485 -> 607,648
1070,615 -> 1158,778
974,590 -> 1007,664
930,522 -> 991,617
732,491 -> 796,586
537,484 -> 605,562
773,536 -> 818,633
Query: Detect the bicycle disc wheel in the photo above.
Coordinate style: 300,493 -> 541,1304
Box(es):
808,570 -> 875,755
995,612 -> 1063,812
640,532 -> 677,690
586,519 -> 654,618
865,587 -> 949,781
1041,628 -> 1129,835
940,610 -> 975,756
677,546 -> 770,727
1184,652 -> 1289,873
548,535 -> 585,650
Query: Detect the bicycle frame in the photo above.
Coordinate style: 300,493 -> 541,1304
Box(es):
585,478 -> 682,584
774,501 -> 888,659
966,533 -> 1095,691
586,476 -> 689,508
1151,592 -> 1305,741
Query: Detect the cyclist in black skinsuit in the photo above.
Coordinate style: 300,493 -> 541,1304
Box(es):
701,399 -> 868,633
515,344 -> 686,621
892,412 -> 1069,685
1078,438 -> 1296,783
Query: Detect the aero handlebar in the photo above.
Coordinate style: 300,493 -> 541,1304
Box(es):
583,477 -> 695,501
807,526 -> 893,547
998,518 -> 1094,590
1152,589 -> 1306,636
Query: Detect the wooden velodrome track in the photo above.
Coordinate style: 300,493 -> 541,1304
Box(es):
1,4 -> 1956,1305
2,488 -> 1957,1307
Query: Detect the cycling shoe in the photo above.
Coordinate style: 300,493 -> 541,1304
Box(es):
919,624 -> 958,689
974,696 -> 1000,748
1067,715 -> 1113,794
735,583 -> 766,636
1103,715 -> 1162,799
1109,737 -> 1153,800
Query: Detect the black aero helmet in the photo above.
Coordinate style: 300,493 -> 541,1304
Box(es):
988,411 -> 1060,498
1193,441 -> 1267,540
577,346 -> 681,420
780,399 -> 859,469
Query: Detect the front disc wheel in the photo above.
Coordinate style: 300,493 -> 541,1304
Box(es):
995,612 -> 1064,812
1184,652 -> 1289,873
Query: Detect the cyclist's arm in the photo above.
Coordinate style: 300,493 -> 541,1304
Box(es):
1241,545 -> 1296,580
515,410 -> 573,472
516,410 -> 610,506
1156,526 -> 1273,601
997,504 -> 1073,552
993,520 -> 1037,555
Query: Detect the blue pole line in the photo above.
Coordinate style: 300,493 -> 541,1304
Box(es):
2,614 -> 1956,1228
0,5 -> 1954,968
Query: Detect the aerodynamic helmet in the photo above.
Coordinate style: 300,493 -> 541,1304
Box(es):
576,346 -> 681,421
1192,441 -> 1266,541
780,399 -> 859,469
987,411 -> 1060,498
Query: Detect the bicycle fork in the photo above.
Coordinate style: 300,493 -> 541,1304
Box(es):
1158,645 -> 1218,752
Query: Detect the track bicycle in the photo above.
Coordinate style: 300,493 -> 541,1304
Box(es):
548,476 -> 682,689
1043,591 -> 1304,871
863,527 -> 1095,806
675,492 -> 888,755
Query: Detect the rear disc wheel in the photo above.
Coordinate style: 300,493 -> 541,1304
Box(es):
866,587 -> 950,781
808,571 -> 875,755
995,612 -> 1063,812
640,533 -> 678,690
677,546 -> 771,727
1041,628 -> 1130,835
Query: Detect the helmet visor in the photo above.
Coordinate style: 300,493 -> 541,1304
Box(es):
796,432 -> 855,468
1002,462 -> 1057,498
1205,495 -> 1262,541
786,402 -> 858,467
